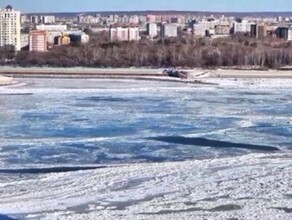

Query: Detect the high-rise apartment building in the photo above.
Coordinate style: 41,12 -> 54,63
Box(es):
251,23 -> 268,39
161,24 -> 178,38
0,5 -> 21,51
30,15 -> 40,24
40,16 -> 56,24
29,30 -> 47,52
233,20 -> 253,34
128,27 -> 140,41
257,24 -> 268,39
250,24 -> 257,38
110,26 -> 140,41
30,15 -> 55,24
192,23 -> 208,37
146,23 -> 158,37
110,27 -> 129,41
276,26 -> 292,41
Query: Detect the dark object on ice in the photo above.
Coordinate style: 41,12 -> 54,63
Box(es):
163,69 -> 188,78
150,136 -> 279,151
0,166 -> 107,174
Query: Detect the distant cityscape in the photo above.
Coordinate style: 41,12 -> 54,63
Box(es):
1,5 -> 292,53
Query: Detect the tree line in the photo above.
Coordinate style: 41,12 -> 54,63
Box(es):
1,32 -> 292,69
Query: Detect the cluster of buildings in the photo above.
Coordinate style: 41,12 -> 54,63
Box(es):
74,13 -> 292,41
108,18 -> 292,41
0,5 -> 89,52
21,15 -> 56,24
2,5 -> 292,53
27,25 -> 89,51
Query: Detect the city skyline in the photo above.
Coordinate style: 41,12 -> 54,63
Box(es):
0,0 -> 291,13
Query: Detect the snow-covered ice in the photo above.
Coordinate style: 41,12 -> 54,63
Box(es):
0,78 -> 291,219
0,153 -> 291,219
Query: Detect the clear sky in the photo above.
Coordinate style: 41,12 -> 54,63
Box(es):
0,0 -> 290,13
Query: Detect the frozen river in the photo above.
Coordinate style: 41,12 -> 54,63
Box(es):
0,78 -> 291,219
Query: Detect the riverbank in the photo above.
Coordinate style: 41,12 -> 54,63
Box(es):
186,68 -> 292,78
215,69 -> 292,78
0,67 -> 292,79
0,67 -> 163,76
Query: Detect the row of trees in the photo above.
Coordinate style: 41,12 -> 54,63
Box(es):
1,32 -> 292,69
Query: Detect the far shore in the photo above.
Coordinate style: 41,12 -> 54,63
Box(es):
0,66 -> 292,79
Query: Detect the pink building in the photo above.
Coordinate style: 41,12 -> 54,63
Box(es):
146,14 -> 162,23
146,15 -> 156,23
29,30 -> 47,52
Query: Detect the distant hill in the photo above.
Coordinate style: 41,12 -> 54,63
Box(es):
23,10 -> 292,18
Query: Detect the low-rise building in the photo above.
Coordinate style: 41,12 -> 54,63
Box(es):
57,35 -> 70,45
36,24 -> 67,31
214,24 -> 230,35
90,26 -> 109,33
68,32 -> 90,44
46,31 -> 62,44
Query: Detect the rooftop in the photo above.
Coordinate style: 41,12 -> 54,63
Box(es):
5,5 -> 13,11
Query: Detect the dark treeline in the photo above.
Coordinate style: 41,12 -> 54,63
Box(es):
2,32 -> 292,69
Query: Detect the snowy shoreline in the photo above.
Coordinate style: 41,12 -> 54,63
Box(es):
1,66 -> 292,78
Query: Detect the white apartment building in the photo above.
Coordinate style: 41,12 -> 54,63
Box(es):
0,5 -> 21,51
20,15 -> 29,23
288,28 -> 292,41
67,31 -> 90,44
41,16 -> 56,24
146,23 -> 158,37
20,33 -> 29,49
110,26 -> 140,41
30,15 -> 56,24
128,27 -> 140,41
78,15 -> 100,24
129,15 -> 140,24
233,20 -> 253,33
193,23 -> 209,37
36,24 -> 67,31
162,23 -> 178,38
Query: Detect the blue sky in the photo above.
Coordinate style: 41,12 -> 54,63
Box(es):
0,0 -> 290,13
